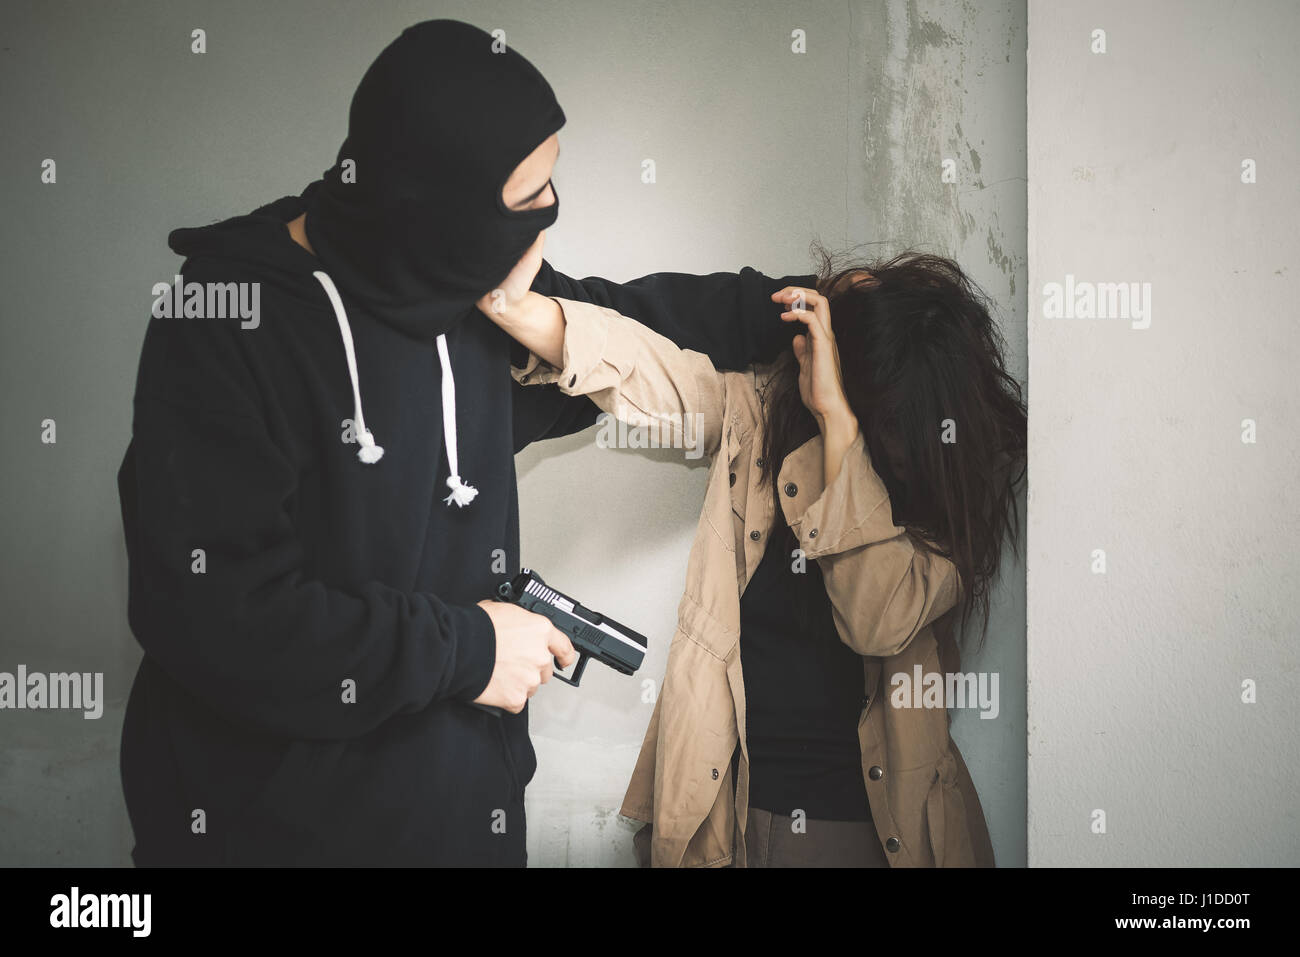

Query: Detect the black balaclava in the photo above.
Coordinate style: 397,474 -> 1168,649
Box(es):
304,19 -> 565,339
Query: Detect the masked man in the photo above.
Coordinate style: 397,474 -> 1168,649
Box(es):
117,19 -> 812,866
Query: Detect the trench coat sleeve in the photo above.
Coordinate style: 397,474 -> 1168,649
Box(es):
791,430 -> 963,658
509,297 -> 729,458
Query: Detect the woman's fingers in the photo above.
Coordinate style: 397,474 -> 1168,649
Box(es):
772,287 -> 833,339
780,308 -> 826,339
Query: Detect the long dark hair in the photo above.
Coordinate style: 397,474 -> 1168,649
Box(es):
758,245 -> 1027,654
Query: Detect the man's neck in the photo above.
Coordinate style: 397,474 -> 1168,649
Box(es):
287,213 -> 316,255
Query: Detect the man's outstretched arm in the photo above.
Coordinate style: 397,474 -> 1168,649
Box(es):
532,259 -> 817,370
513,260 -> 817,448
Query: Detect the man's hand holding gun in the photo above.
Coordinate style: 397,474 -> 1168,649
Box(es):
473,570 -> 649,715
474,598 -> 578,714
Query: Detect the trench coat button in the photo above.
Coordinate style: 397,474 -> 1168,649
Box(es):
712,768 -> 719,780
783,482 -> 798,497
885,837 -> 900,853
869,765 -> 883,781
729,471 -> 736,487
808,528 -> 818,539
749,529 -> 761,541
756,457 -> 766,468
567,374 -> 576,388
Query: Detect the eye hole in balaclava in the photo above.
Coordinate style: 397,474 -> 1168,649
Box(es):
502,173 -> 558,215
304,19 -> 566,340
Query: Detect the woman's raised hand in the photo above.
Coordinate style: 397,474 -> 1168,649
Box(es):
772,286 -> 855,431
773,285 -> 862,486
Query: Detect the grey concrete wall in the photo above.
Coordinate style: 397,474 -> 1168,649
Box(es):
0,0 -> 1027,866
1027,0 -> 1300,864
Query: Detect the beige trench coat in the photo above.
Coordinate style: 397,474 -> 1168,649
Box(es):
513,296 -> 996,868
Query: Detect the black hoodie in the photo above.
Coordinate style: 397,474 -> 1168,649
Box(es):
117,179 -> 813,865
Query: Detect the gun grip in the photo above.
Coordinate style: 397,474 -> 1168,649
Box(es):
552,652 -> 589,687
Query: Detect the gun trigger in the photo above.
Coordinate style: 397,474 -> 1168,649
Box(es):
553,652 -> 589,687
570,653 -> 590,686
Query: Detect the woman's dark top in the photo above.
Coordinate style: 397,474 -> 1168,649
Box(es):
739,528 -> 872,821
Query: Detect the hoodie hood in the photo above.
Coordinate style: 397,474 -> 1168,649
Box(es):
302,18 -> 565,340
167,188 -> 323,297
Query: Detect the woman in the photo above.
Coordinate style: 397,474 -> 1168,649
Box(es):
479,235 -> 1027,868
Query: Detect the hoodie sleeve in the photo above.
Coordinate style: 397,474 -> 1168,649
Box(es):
531,259 -> 817,370
513,260 -> 817,448
509,375 -> 602,452
118,309 -> 497,742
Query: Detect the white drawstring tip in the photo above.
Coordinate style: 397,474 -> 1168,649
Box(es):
443,475 -> 478,507
356,431 -> 384,464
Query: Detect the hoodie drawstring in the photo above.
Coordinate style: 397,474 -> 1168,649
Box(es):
313,271 -> 384,464
435,334 -> 479,507
312,270 -> 477,507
